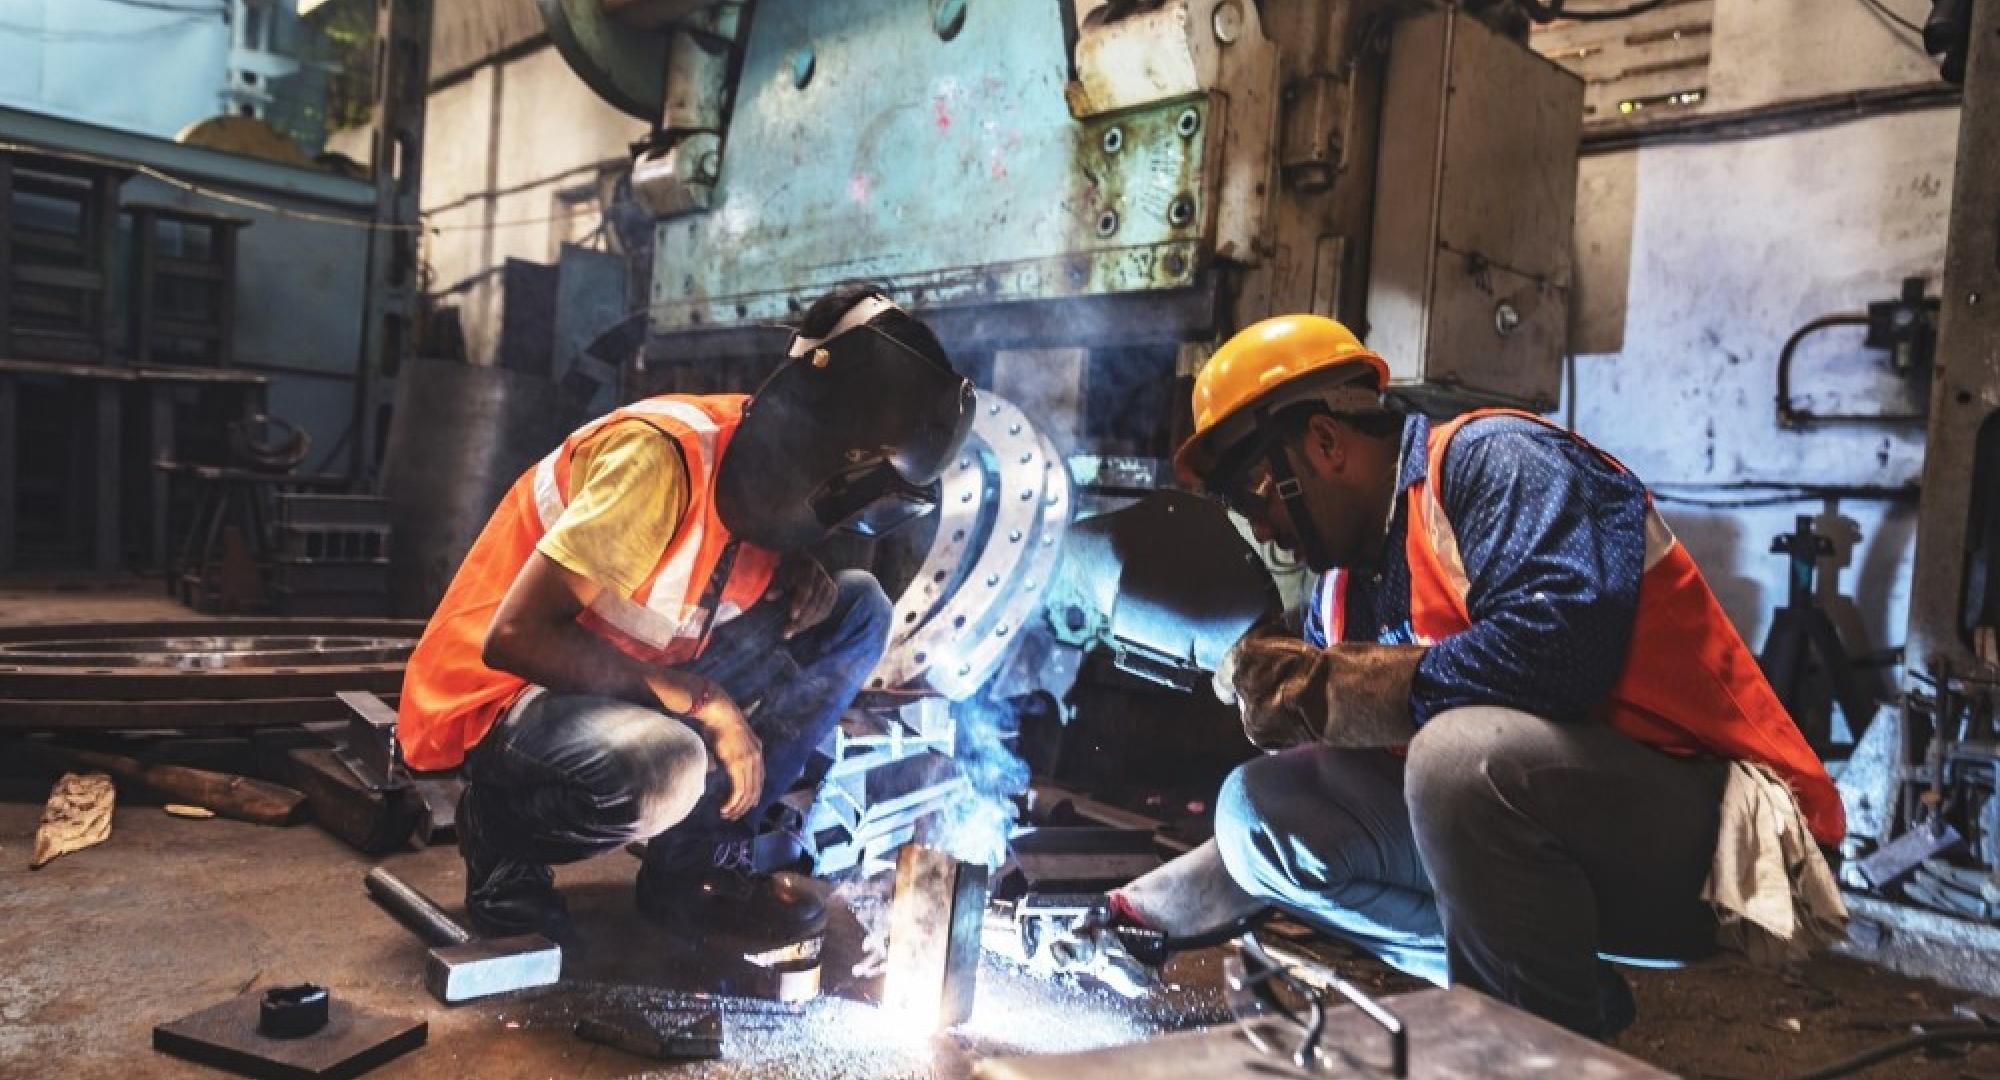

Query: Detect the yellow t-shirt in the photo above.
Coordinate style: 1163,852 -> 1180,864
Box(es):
535,422 -> 690,597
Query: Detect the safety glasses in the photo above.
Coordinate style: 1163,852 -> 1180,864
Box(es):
1215,466 -> 1277,520
1224,934 -> 1407,1077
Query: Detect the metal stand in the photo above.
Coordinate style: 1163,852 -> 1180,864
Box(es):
1758,515 -> 1875,752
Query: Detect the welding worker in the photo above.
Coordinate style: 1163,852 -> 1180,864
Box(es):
1163,314 -> 1844,1037
396,286 -> 974,945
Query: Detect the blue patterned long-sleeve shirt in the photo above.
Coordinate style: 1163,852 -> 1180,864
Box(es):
1302,414 -> 1651,724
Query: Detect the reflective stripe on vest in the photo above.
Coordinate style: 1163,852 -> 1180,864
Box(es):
531,397 -> 747,659
1405,408 -> 1845,846
395,394 -> 779,772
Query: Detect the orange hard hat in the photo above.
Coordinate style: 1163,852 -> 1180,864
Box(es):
1172,314 -> 1390,487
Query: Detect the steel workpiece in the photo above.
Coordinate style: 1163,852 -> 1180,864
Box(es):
0,619 -> 420,729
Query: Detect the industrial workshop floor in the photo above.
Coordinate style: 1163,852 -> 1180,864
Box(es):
4,582 -> 1999,1080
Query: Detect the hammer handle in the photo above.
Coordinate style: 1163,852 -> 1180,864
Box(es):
365,867 -> 473,947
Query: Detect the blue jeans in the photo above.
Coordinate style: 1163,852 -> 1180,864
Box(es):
1212,705 -> 1726,1037
460,569 -> 892,873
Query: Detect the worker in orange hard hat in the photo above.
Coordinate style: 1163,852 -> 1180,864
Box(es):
1124,314 -> 1845,1039
1173,313 -> 1397,575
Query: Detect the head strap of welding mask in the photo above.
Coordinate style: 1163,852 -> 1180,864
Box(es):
787,295 -> 901,359
1252,405 -> 1335,573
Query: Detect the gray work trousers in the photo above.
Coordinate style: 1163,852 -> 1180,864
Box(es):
1212,705 -> 1728,1037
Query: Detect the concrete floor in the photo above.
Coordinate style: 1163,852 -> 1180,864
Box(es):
0,801 -> 1233,1080
6,582 -> 2000,1079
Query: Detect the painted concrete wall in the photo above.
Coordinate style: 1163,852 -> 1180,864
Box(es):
0,0 -> 231,139
420,43 -> 645,369
1565,0 -> 1955,688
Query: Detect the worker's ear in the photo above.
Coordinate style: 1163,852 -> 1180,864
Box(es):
1302,413 -> 1344,475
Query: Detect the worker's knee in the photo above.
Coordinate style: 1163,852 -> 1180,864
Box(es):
1212,754 -> 1301,894
829,569 -> 892,646
1403,706 -> 1552,829
583,705 -> 709,838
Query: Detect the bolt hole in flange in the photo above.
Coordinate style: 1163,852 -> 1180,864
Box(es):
1168,193 -> 1195,227
1177,108 -> 1201,138
1096,209 -> 1120,238
933,0 -> 967,40
1102,126 -> 1124,154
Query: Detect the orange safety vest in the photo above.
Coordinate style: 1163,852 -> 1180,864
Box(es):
397,394 -> 782,771
1322,409 -> 1845,846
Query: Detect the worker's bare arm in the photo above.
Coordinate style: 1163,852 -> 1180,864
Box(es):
484,550 -> 681,705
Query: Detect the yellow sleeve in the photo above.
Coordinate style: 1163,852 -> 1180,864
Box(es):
536,422 -> 689,598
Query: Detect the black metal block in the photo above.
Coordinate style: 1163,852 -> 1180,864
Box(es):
153,991 -> 425,1080
287,747 -> 424,854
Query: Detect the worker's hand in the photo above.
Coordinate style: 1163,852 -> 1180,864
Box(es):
650,674 -> 765,820
704,711 -> 765,821
768,555 -> 838,640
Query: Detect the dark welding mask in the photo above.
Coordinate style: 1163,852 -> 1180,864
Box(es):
716,295 -> 975,551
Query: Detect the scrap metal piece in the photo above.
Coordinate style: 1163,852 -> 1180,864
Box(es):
740,935 -> 825,1003
154,991 -> 425,1080
1852,822 -> 1964,890
574,1009 -> 724,1062
995,826 -> 1163,898
885,843 -> 991,1029
332,691 -> 407,793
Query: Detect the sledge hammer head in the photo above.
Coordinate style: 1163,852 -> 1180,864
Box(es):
425,934 -> 562,1004
365,867 -> 562,1004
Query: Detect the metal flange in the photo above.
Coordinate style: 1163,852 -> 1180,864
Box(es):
871,392 -> 1073,699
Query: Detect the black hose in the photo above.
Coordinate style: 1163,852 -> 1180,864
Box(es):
1775,313 -> 1924,426
1773,1028 -> 2000,1080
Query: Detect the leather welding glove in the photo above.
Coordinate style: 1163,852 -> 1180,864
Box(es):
1218,630 -> 1427,750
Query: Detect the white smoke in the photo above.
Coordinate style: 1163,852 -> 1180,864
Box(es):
928,695 -> 1031,868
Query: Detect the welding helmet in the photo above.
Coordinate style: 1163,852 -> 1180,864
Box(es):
1171,314 -> 1391,491
716,293 -> 976,552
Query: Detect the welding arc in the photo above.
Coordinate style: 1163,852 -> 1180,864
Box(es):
1758,1028 -> 2000,1080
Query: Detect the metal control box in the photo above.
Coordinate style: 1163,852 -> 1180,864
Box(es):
1366,9 -> 1584,412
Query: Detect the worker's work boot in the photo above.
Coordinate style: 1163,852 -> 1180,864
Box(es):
635,859 -> 828,946
1595,962 -> 1637,1039
458,791 -> 571,942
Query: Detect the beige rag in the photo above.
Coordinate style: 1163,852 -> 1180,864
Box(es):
31,772 -> 116,869
1703,761 -> 1846,965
